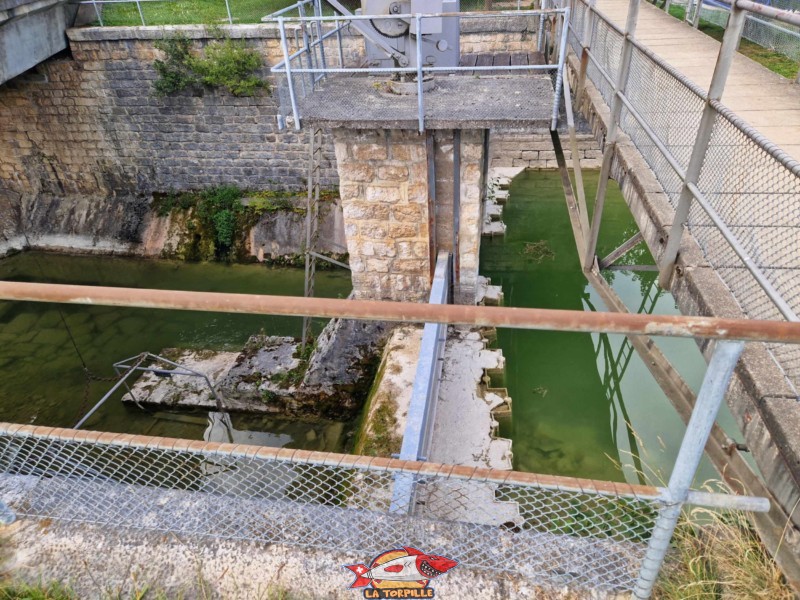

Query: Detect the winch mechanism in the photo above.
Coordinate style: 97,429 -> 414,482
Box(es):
325,0 -> 460,70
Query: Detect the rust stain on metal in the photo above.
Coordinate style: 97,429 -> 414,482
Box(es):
0,281 -> 799,343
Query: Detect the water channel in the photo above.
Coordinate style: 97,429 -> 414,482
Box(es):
0,253 -> 353,450
481,170 -> 738,486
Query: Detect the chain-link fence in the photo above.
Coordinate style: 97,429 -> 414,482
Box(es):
668,0 -> 800,63
566,0 -> 800,396
1,424 -> 661,593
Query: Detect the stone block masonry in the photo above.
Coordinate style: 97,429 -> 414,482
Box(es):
333,129 -> 431,302
0,26 -> 341,203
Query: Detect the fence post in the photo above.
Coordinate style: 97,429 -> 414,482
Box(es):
657,3 -> 746,288
575,0 -> 597,114
278,17 -> 302,131
416,14 -> 425,133
224,0 -> 232,25
583,0 -> 641,271
633,340 -> 745,598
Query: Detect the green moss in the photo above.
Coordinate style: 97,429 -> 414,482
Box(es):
154,34 -> 267,97
359,396 -> 402,457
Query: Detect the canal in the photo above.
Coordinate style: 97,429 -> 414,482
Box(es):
481,170 -> 739,485
0,252 -> 353,450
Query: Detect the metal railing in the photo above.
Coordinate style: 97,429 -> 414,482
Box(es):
265,4 -> 571,131
666,0 -> 800,73
0,280 -> 788,597
564,0 -> 800,397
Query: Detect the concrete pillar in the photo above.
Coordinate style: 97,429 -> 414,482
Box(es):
332,127 -> 485,304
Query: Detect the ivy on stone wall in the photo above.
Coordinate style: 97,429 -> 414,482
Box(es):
153,34 -> 266,97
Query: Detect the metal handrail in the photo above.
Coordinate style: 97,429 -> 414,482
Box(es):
268,7 -> 572,132
565,0 -> 800,323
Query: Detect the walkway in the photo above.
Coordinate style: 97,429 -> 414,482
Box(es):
597,0 -> 800,161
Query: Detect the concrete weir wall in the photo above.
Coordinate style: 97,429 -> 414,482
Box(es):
566,56 -> 800,563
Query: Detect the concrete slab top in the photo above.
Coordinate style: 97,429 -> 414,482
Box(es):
298,74 -> 557,130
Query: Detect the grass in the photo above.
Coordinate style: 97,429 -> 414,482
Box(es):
654,504 -> 795,599
97,0 -> 360,27
665,4 -> 799,79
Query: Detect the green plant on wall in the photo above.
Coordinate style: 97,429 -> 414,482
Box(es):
153,34 -> 266,97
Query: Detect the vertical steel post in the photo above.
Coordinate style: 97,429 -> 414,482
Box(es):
336,18 -> 345,67
692,0 -> 702,27
550,8 -> 571,130
575,0 -> 596,106
91,0 -> 103,26
583,0 -> 641,271
416,15 -> 425,133
278,18 -> 302,131
664,0 -> 672,14
633,340 -> 745,599
657,4 -> 746,288
538,0 -> 547,53
314,0 -> 328,73
224,0 -> 233,25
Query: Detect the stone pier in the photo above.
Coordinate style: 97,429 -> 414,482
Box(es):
332,127 -> 486,304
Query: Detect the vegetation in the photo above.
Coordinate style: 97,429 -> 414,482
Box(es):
654,504 -> 794,599
521,240 -> 555,263
268,339 -> 316,389
358,395 -> 402,457
153,186 -> 307,261
154,34 -> 265,97
97,0 -> 360,27
664,4 -> 799,79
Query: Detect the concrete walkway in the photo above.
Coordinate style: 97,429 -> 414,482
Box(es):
596,0 -> 800,161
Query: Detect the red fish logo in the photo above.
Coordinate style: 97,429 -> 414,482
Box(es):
344,547 -> 458,598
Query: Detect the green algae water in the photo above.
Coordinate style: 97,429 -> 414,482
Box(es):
481,170 -> 737,485
0,253 -> 352,450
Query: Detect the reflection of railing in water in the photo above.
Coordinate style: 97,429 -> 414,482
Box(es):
586,276 -> 664,486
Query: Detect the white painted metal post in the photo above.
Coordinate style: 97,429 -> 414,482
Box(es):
583,0 -> 641,271
633,340 -> 745,598
224,0 -> 233,24
692,0 -> 702,27
135,0 -> 145,25
91,0 -> 103,26
416,14 -> 425,133
278,18 -> 302,131
657,3 -> 746,288
575,0 -> 597,110
550,8 -> 571,130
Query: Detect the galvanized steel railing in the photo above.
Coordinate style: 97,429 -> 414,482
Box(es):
0,282 -> 790,597
265,5 -> 571,132
564,0 -> 800,397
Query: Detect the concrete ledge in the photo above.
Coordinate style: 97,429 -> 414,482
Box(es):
68,23 -> 287,41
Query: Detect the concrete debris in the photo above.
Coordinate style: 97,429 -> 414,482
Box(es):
477,275 -> 505,306
429,327 -> 513,470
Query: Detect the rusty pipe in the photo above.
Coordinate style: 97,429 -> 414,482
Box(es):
0,281 -> 799,343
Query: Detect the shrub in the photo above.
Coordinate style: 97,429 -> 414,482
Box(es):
153,35 -> 266,97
